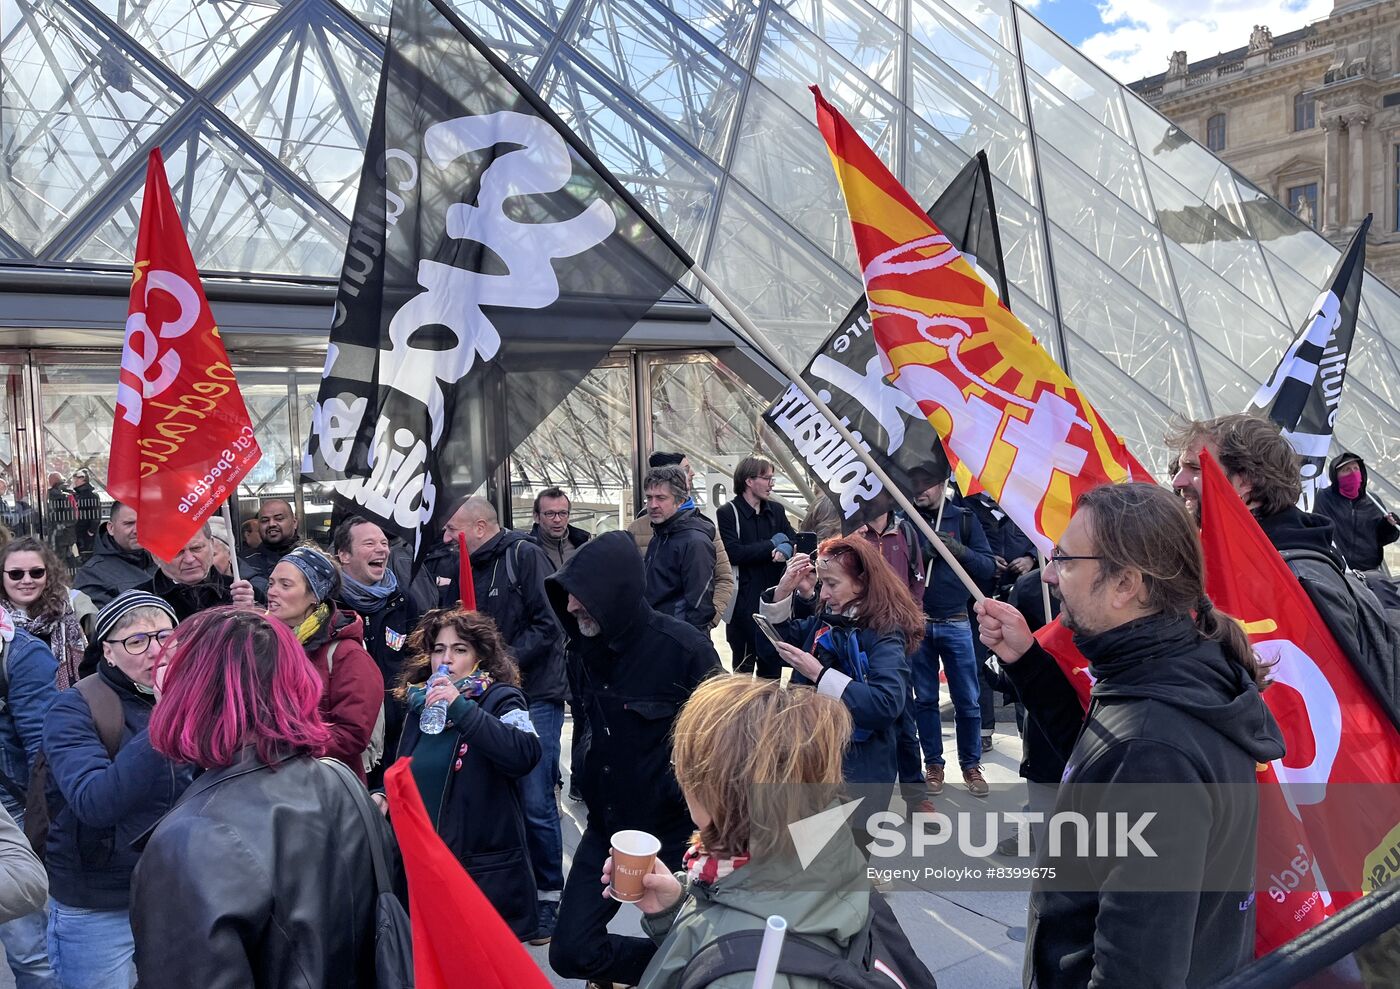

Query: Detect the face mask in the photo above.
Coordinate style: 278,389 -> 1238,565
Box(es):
1338,472 -> 1363,499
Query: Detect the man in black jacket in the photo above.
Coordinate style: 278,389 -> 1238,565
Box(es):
452,496 -> 567,943
546,532 -> 719,986
1169,414 -> 1400,727
71,471 -> 100,559
74,502 -> 156,608
1313,451 -> 1399,574
241,498 -> 299,595
717,456 -> 795,678
134,524 -> 256,621
642,464 -> 717,629
977,482 -> 1285,989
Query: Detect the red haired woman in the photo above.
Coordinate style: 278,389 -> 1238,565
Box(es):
129,608 -> 390,989
759,535 -> 924,785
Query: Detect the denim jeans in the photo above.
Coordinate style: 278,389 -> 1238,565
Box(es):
47,900 -> 134,989
911,619 -> 983,769
519,700 -> 565,897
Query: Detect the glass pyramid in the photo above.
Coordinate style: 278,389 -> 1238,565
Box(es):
3,0 -> 1398,503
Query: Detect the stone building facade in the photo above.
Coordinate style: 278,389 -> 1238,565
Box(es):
1130,0 -> 1400,287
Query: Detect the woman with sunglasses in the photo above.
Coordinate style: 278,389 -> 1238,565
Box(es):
40,590 -> 193,989
0,536 -> 94,690
760,535 -> 924,786
384,608 -> 542,940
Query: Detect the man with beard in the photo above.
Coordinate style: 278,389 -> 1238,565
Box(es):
331,516 -> 422,783
134,524 -> 256,621
640,464 -> 716,630
243,498 -> 299,595
546,532 -> 718,987
1168,414 -> 1400,724
75,502 -> 156,608
977,483 -> 1284,989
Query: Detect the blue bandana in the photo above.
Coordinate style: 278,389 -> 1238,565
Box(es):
283,547 -> 337,603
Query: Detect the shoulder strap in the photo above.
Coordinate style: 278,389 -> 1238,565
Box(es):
324,638 -> 340,676
75,675 -> 123,759
320,757 -> 391,896
678,930 -> 863,989
504,539 -> 522,590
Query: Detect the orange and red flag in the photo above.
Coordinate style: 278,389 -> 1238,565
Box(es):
1198,449 -> 1400,955
109,149 -> 261,561
812,88 -> 1149,553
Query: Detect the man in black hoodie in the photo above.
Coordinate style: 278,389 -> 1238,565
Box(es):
546,532 -> 719,987
1169,414 -> 1400,726
977,482 -> 1285,989
1313,451 -> 1399,574
641,464 -> 717,629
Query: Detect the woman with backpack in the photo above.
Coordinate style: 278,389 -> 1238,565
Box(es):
40,590 -> 192,989
609,674 -> 935,989
381,607 -> 541,939
761,535 -> 925,787
265,545 -> 384,782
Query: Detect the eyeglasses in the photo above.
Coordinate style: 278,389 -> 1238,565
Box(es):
539,510 -> 570,520
4,567 -> 45,581
106,629 -> 176,654
1048,549 -> 1102,567
756,474 -> 774,481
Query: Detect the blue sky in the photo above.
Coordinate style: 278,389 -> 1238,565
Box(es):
1020,0 -> 1332,83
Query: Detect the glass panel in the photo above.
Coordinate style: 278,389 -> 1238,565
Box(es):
1360,280 -> 1400,349
932,0 -> 1017,52
568,0 -> 744,162
1015,7 -> 1130,139
1191,336 -> 1262,418
907,40 -> 1035,200
781,0 -> 903,95
1011,294 -> 1063,364
509,360 -> 636,535
1050,226 -> 1205,416
1261,249 -> 1328,332
67,118 -> 348,277
1123,90 -> 1223,192
0,0 -> 180,253
730,83 -> 855,271
1064,332 -> 1179,478
1144,159 -> 1284,316
702,181 -> 862,369
332,0 -> 391,36
756,5 -> 900,160
908,0 -> 1024,117
0,360 -> 39,538
653,0 -> 762,66
1026,70 -> 1152,219
540,55 -> 721,256
218,13 -> 381,216
444,0 -> 552,76
91,0 -> 282,90
1163,239 -> 1292,383
1349,322 -> 1400,407
1039,143 -> 1178,316
1334,387 -> 1400,503
230,367 -> 301,506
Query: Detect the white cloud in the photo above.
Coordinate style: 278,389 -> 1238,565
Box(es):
1079,0 -> 1333,85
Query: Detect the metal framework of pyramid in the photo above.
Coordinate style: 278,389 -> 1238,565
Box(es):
3,0 -> 1398,503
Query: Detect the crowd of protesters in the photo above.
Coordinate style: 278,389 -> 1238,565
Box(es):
0,420 -> 1396,989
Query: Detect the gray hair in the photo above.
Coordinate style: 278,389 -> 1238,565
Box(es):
110,605 -> 174,640
643,465 -> 689,503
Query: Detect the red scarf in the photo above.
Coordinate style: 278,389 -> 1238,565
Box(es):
682,835 -> 751,886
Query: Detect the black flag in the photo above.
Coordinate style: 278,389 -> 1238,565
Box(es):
1249,214 -> 1370,509
301,0 -> 689,555
763,152 -> 1009,530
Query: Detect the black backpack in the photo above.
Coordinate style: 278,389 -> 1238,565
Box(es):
677,890 -> 936,989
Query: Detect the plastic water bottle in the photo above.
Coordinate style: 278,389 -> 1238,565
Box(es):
419,665 -> 453,735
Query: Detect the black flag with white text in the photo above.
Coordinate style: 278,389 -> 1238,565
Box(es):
763,152 -> 1009,530
301,0 -> 689,555
1248,214 -> 1369,510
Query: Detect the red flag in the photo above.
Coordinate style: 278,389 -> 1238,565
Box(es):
1198,450 -> 1400,954
385,760 -> 551,989
109,150 -> 261,561
457,532 -> 476,610
1033,618 -> 1093,710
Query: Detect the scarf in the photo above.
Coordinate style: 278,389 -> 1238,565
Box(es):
683,835 -> 751,887
11,604 -> 87,691
340,568 -> 399,615
293,603 -> 331,645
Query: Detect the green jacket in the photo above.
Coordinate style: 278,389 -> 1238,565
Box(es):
637,834 -> 871,989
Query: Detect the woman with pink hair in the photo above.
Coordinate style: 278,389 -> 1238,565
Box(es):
128,607 -> 392,988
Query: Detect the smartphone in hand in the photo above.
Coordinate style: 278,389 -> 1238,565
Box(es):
752,614 -> 784,649
794,531 -> 818,556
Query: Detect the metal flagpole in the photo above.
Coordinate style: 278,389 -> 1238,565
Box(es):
689,263 -> 986,603
1037,549 -> 1052,626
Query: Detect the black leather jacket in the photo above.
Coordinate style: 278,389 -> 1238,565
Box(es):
130,750 -> 390,989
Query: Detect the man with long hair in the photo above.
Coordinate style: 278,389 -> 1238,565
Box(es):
977,483 -> 1284,989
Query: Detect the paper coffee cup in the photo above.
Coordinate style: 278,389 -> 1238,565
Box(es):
609,830 -> 661,903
